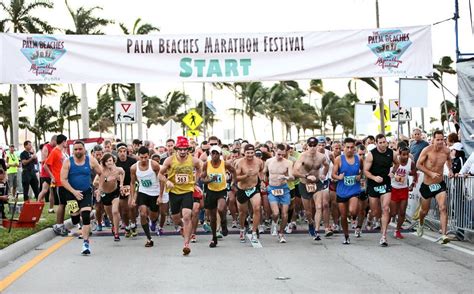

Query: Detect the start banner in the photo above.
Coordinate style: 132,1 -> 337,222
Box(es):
0,25 -> 432,84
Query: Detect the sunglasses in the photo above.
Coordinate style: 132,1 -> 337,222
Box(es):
209,143 -> 218,146
308,144 -> 317,147
176,148 -> 189,151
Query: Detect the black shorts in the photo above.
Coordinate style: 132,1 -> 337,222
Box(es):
169,192 -> 193,215
298,182 -> 325,200
136,192 -> 159,212
236,186 -> 260,204
193,197 -> 201,204
102,187 -> 119,206
358,191 -> 368,201
205,189 -> 226,209
419,181 -> 447,199
65,188 -> 93,211
40,177 -> 51,187
336,194 -> 358,203
56,187 -> 69,205
367,177 -> 392,198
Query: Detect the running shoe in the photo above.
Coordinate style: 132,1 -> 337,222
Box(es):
416,223 -> 424,237
279,234 -> 287,243
308,223 -> 316,237
190,234 -> 197,243
104,217 -> 111,228
314,233 -> 321,241
351,220 -> 356,229
149,220 -> 157,232
332,224 -> 340,233
251,232 -> 258,243
209,238 -> 217,248
125,228 -> 131,238
53,225 -> 63,236
96,224 -> 103,232
271,223 -> 278,236
145,239 -> 154,247
81,241 -> 90,255
231,220 -> 238,228
258,225 -> 265,235
114,233 -> 120,242
216,231 -> 223,239
291,222 -> 297,230
203,222 -> 211,233
221,223 -> 229,237
379,236 -> 388,247
183,243 -> 191,255
343,236 -> 350,245
355,228 -> 361,238
48,208 -> 55,214
131,225 -> 138,237
239,230 -> 246,243
59,226 -> 69,237
440,235 -> 450,244
284,224 -> 293,234
325,229 -> 334,237
157,227 -> 164,236
394,230 -> 404,239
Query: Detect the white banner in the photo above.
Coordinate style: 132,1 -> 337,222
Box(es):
0,26 -> 432,84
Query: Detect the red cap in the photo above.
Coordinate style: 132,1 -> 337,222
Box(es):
176,136 -> 189,148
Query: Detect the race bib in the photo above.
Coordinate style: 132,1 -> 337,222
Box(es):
374,185 -> 387,194
344,176 -> 356,186
360,178 -> 366,190
306,184 -> 317,193
66,200 -> 79,214
209,173 -> 223,183
175,174 -> 189,184
245,187 -> 256,197
141,179 -> 153,188
429,183 -> 441,193
272,189 -> 284,196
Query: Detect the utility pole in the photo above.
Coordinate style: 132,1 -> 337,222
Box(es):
376,0 -> 385,135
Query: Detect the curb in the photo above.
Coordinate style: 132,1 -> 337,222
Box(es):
0,220 -> 73,269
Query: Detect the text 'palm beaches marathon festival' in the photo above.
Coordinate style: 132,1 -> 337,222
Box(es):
0,0 -> 473,293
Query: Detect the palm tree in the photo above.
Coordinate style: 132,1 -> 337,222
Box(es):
157,91 -> 190,125
142,95 -> 163,128
196,101 -> 219,137
319,91 -> 340,136
440,100 -> 457,128
0,0 -> 55,33
58,92 -> 81,138
347,77 -> 378,96
89,92 -> 116,137
432,56 -> 456,131
33,105 -> 59,140
119,17 -> 159,35
0,92 -> 29,144
238,82 -> 266,141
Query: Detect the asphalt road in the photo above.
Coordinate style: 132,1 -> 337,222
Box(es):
0,225 -> 473,293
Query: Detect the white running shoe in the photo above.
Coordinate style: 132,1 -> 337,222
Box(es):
271,222 -> 278,236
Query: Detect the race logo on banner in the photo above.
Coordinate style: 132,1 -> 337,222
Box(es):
20,36 -> 66,80
367,29 -> 412,71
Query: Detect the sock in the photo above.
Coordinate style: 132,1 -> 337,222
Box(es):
142,223 -> 151,240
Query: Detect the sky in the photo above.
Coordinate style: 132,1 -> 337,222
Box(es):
1,0 -> 473,145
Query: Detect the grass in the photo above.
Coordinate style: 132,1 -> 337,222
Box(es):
0,204 -> 68,250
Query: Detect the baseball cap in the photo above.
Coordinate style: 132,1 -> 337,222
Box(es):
210,145 -> 222,154
316,136 -> 326,143
295,143 -> 303,152
255,150 -> 263,157
449,142 -> 463,151
367,144 -> 376,151
132,139 -> 142,145
175,136 -> 190,148
307,137 -> 318,145
116,143 -> 127,150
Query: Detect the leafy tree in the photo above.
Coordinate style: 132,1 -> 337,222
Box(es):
0,0 -> 54,33
58,92 -> 81,138
432,56 -> 456,131
0,92 -> 29,144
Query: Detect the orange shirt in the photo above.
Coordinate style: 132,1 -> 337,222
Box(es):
45,147 -> 67,187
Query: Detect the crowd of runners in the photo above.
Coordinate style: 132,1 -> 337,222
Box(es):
1,128 -> 467,256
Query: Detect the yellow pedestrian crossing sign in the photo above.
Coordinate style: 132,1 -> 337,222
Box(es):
187,130 -> 200,137
182,109 -> 203,130
374,103 -> 391,132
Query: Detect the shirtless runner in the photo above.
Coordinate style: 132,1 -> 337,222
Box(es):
416,130 -> 453,244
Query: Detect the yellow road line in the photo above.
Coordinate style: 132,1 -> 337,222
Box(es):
0,237 -> 73,292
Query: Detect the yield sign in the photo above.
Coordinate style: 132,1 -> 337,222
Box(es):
121,103 -> 131,112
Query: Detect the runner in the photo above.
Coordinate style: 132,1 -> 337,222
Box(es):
44,134 -> 70,236
37,135 -> 57,213
355,144 -> 368,237
315,136 -> 334,239
96,153 -> 125,241
130,146 -> 163,247
416,130 -> 453,244
331,138 -> 362,244
91,145 -> 106,232
60,140 -> 101,255
159,136 -> 202,255
293,137 -> 329,240
235,144 -> 265,243
264,144 -> 294,243
329,141 -> 341,232
227,147 -> 242,228
115,143 -> 138,238
151,153 -> 169,236
390,146 -> 417,239
201,145 -> 236,247
364,134 -> 400,247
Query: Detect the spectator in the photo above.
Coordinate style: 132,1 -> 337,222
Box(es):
20,140 -> 40,201
6,144 -> 19,198
450,142 -> 466,175
0,169 -> 9,222
409,128 -> 429,164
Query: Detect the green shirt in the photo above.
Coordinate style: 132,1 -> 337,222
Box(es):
6,151 -> 19,174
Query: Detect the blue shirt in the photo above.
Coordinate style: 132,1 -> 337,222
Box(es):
336,155 -> 361,198
68,156 -> 92,191
410,140 -> 429,163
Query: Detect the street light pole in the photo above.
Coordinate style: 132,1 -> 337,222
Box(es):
376,0 -> 385,135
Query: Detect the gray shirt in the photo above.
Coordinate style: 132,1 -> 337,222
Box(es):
409,140 -> 429,164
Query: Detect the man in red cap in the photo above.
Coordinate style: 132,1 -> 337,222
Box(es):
160,136 -> 202,255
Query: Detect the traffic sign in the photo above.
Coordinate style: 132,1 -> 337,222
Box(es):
373,103 -> 390,123
115,101 -> 137,124
182,109 -> 203,130
389,99 -> 412,122
187,130 -> 200,137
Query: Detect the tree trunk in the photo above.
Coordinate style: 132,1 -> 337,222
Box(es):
250,117 -> 257,141
4,128 -> 8,146
68,119 -> 71,139
33,91 -> 38,149
270,117 -> 275,141
440,81 -> 451,133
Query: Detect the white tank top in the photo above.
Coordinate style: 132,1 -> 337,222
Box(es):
320,149 -> 332,177
136,160 -> 160,196
391,158 -> 412,189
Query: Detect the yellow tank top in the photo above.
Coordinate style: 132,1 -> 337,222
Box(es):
168,154 -> 195,194
207,159 -> 226,191
6,152 -> 19,174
